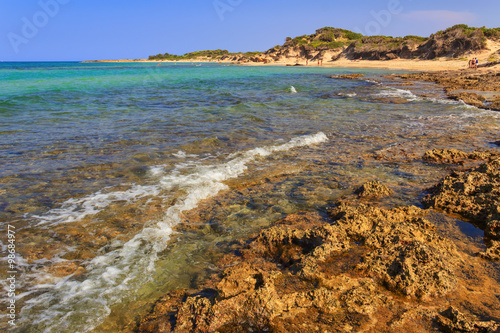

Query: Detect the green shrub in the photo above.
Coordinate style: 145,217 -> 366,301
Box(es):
403,35 -> 428,43
319,32 -> 336,42
344,31 -> 363,40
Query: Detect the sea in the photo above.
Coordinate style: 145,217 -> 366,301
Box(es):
1,61 -> 499,332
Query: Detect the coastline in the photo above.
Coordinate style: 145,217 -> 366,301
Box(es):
83,57 -> 482,72
136,150 -> 500,332
129,66 -> 500,332
6,61 -> 500,332
83,58 -> 500,111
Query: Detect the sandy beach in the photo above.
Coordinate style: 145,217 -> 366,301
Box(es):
91,39 -> 500,72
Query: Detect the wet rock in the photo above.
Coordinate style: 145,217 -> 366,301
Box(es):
355,181 -> 392,198
423,148 -> 495,164
330,203 -> 458,299
361,242 -> 457,299
481,240 -> 500,261
372,97 -> 409,104
138,204 -> 464,332
423,158 -> 500,259
330,73 -> 365,79
391,70 -> 500,111
435,306 -> 500,333
341,280 -> 390,315
449,92 -> 486,109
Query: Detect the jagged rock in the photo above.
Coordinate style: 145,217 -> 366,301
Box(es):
137,205 -> 462,332
423,158 -> 500,259
361,241 -> 457,299
330,203 -> 458,299
449,92 -> 486,108
435,306 -> 500,333
391,71 -> 500,111
423,148 -> 494,164
355,180 -> 392,198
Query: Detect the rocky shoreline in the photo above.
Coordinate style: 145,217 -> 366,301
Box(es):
134,147 -> 500,332
122,70 -> 500,332
389,69 -> 500,111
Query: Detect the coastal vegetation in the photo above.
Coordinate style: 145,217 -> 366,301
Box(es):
147,24 -> 500,63
148,49 -> 260,61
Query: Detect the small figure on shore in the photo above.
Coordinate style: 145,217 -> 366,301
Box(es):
476,58 -> 479,69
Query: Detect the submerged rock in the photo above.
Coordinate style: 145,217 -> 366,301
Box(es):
329,73 -> 364,79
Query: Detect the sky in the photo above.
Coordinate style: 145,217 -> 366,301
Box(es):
1,0 -> 499,61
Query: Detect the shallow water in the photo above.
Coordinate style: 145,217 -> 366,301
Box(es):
1,62 -> 499,332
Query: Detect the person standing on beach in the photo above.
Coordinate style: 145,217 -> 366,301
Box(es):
476,58 -> 479,69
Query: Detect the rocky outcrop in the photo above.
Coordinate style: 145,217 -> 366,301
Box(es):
391,70 -> 500,111
449,92 -> 487,109
423,153 -> 500,260
137,202 -> 463,332
354,181 -> 392,198
423,148 -> 494,164
135,145 -> 500,332
436,306 -> 500,333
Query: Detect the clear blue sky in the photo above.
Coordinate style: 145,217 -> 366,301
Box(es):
1,0 -> 499,61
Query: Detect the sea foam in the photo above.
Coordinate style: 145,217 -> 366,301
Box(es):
17,132 -> 328,333
33,185 -> 162,226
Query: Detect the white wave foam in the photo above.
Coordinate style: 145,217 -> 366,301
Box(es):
375,88 -> 419,101
18,132 -> 328,332
32,185 -> 162,226
338,92 -> 357,97
172,150 -> 198,158
364,79 -> 381,85
374,87 -> 483,108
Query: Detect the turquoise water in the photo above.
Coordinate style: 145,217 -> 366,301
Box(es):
1,62 -> 499,332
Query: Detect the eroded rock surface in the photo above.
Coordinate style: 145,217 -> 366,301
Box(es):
423,148 -> 496,164
355,180 -> 392,198
137,205 -> 465,332
423,155 -> 500,260
392,70 -> 500,111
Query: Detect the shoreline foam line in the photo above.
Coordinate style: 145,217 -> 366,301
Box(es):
17,132 -> 328,333
32,185 -> 162,226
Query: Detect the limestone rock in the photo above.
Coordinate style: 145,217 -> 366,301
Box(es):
423,158 -> 500,259
355,180 -> 392,198
436,306 -> 500,333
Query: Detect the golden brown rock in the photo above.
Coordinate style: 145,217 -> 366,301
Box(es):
423,157 -> 500,260
330,73 -> 365,79
355,181 -> 392,198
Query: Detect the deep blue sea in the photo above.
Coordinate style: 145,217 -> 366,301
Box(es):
1,61 -> 499,332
